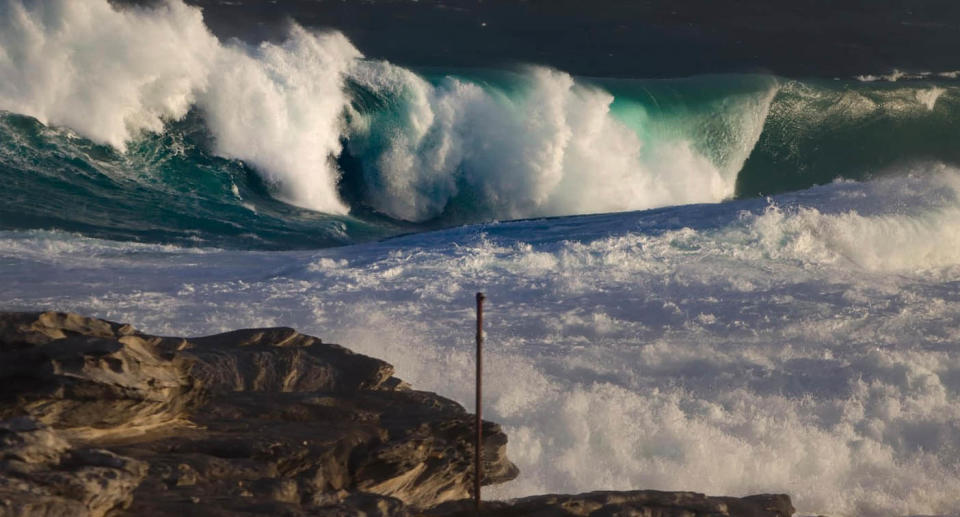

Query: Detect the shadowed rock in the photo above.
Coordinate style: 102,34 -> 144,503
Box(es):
0,312 -> 200,430
427,490 -> 795,517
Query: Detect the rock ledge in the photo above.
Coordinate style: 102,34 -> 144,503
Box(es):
0,311 -> 516,516
0,312 -> 793,517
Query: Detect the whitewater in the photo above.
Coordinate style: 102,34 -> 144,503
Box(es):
3,1 -> 960,515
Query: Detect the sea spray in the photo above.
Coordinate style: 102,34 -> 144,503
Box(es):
202,26 -> 360,214
0,0 -> 779,225
0,0 -> 360,214
5,170 -> 960,515
344,64 -> 779,222
0,0 -> 217,148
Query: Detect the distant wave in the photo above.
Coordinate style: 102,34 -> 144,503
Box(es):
855,69 -> 960,82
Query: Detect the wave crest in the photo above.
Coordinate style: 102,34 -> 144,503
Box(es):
0,0 -> 217,148
0,0 -> 360,214
345,64 -> 777,222
0,0 -> 781,223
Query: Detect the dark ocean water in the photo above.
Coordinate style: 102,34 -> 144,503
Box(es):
178,0 -> 960,79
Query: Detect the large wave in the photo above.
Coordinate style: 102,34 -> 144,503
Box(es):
341,64 -> 776,222
0,0 -> 777,224
2,0 -> 960,247
0,0 -> 358,214
737,79 -> 960,197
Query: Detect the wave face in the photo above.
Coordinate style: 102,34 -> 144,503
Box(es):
0,111 -> 400,249
341,66 -> 776,222
737,79 -> 960,197
2,0 -> 960,249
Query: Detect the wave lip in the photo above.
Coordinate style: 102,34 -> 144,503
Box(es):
202,26 -> 360,214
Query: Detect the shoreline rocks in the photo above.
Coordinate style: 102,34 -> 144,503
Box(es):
0,312 -> 793,516
430,491 -> 795,516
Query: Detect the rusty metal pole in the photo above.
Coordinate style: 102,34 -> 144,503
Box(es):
474,292 -> 485,513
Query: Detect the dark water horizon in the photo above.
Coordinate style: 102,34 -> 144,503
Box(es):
163,0 -> 960,80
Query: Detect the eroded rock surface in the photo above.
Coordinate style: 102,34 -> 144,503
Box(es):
0,417 -> 147,517
0,312 -> 517,516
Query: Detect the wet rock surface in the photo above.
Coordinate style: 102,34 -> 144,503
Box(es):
0,311 -> 794,516
428,490 -> 795,517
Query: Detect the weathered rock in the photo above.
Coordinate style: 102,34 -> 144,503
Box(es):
184,327 -> 395,393
0,312 -> 518,515
0,311 -> 796,517
0,417 -> 147,517
427,490 -> 795,517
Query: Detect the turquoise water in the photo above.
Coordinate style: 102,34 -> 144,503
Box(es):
3,70 -> 959,249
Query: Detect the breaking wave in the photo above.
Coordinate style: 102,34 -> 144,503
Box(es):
1,0 -> 960,248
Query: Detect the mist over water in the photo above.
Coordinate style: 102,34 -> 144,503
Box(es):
3,1 -> 960,516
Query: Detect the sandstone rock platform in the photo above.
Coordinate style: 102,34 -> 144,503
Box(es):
0,312 -> 793,517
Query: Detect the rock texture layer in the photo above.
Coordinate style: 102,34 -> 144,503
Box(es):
0,312 -> 517,516
0,417 -> 147,517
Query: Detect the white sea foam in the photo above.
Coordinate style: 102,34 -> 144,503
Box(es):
0,0 -> 780,221
855,69 -> 960,84
855,69 -> 924,82
0,0 -> 359,214
346,63 -> 777,221
202,26 -> 359,213
4,169 -> 960,516
0,0 -> 218,148
916,86 -> 946,111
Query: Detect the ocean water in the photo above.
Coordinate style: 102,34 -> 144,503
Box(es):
3,1 -> 960,515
